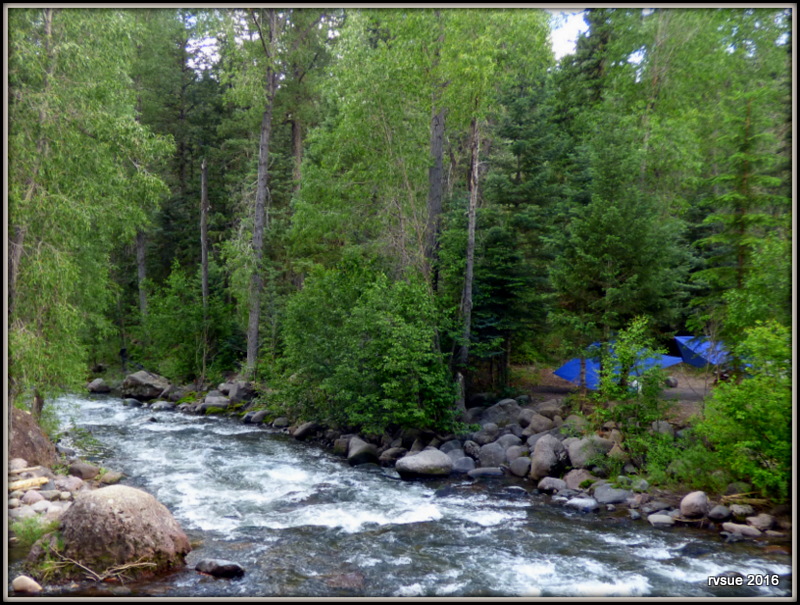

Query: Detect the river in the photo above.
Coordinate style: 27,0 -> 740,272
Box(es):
12,393 -> 793,598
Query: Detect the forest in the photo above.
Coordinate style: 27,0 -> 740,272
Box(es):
7,8 -> 793,501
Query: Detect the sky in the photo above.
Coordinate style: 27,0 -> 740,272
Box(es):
547,9 -> 589,60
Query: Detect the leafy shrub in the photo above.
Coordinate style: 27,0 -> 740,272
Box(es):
281,253 -> 457,434
693,321 -> 791,501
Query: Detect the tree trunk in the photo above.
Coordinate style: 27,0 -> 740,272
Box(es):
457,118 -> 481,369
135,230 -> 148,320
246,9 -> 279,378
200,158 -> 210,381
200,159 -> 210,311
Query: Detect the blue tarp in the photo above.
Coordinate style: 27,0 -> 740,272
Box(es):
554,347 -> 683,390
674,336 -> 730,368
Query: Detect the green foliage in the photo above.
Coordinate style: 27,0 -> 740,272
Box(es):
11,517 -> 60,551
139,260 -> 241,383
693,321 -> 791,501
282,253 -> 457,434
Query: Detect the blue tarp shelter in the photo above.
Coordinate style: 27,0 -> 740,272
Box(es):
674,336 -> 729,368
554,347 -> 683,390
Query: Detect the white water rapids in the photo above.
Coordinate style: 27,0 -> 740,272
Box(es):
11,393 -> 791,598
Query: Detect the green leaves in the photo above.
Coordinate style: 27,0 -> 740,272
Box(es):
694,321 -> 791,501
282,255 -> 455,434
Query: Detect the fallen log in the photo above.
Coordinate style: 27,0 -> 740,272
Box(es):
9,476 -> 49,491
8,466 -> 43,476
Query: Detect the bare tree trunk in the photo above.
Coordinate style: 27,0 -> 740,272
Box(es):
457,118 -> 481,369
135,230 -> 148,320
8,225 -> 27,319
200,158 -> 210,380
246,9 -> 279,378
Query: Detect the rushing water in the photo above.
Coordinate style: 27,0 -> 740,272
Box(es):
13,394 -> 793,598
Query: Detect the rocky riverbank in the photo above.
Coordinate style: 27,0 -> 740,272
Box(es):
97,370 -> 793,552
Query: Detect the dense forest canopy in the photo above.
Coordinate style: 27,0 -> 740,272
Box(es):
6,8 -> 793,498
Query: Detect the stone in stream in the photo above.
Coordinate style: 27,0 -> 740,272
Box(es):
593,483 -> 633,505
121,370 -> 171,401
452,456 -> 476,474
564,496 -> 600,513
478,442 -> 506,468
395,449 -> 453,479
679,491 -> 709,517
27,485 -> 190,581
528,434 -> 568,480
347,437 -> 379,466
195,559 -> 245,579
87,378 -> 111,393
648,514 -> 676,528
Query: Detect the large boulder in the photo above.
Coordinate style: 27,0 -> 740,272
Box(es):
567,435 -> 614,469
479,399 -> 522,427
679,491 -> 709,518
347,437 -> 379,466
87,378 -> 111,393
121,371 -> 171,401
396,449 -> 454,479
27,485 -> 190,581
9,408 -> 58,468
529,434 -> 568,480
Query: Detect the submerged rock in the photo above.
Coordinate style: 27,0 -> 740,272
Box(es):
195,558 -> 245,579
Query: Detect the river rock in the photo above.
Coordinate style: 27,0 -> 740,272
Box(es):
347,437 -> 379,466
536,401 -> 564,420
707,504 -> 731,521
396,449 -> 453,479
445,448 -> 466,462
69,461 -> 100,480
648,514 -> 676,528
21,490 -> 45,505
468,467 -> 504,478
27,485 -> 190,581
563,469 -> 596,490
378,447 -> 407,466
123,398 -> 144,407
729,504 -> 755,519
746,513 -> 775,531
452,456 -> 476,474
567,435 -> 614,469
54,475 -> 84,492
439,439 -> 463,454
200,394 -> 231,413
150,400 -> 176,412
12,575 -> 42,594
522,413 -> 555,436
529,434 -> 568,480
463,440 -> 481,460
679,491 -> 709,517
472,423 -> 500,445
593,483 -> 633,505
478,442 -> 506,468
565,496 -> 599,513
505,445 -> 527,462
195,558 -> 245,578
293,421 -> 321,440
227,381 -> 255,404
509,456 -> 530,478
121,370 -> 171,401
480,399 -> 522,427
722,522 -> 762,538
538,477 -> 567,493
87,378 -> 111,393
